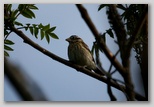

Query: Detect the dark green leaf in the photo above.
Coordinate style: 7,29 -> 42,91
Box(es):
38,23 -> 44,29
25,27 -> 28,31
46,26 -> 56,33
11,9 -> 19,18
26,23 -> 31,27
41,29 -> 44,40
4,51 -> 9,56
91,42 -> 95,55
48,33 -> 59,39
29,27 -> 33,35
4,30 -> 8,35
21,10 -> 33,19
42,24 -> 50,31
26,9 -> 36,18
18,4 -> 25,11
4,45 -> 13,51
98,4 -> 109,11
7,4 -> 12,11
4,40 -> 14,45
101,33 -> 106,43
32,24 -> 37,28
29,5 -> 38,10
34,27 -> 39,38
14,21 -> 23,26
45,33 -> 50,43
106,29 -> 114,38
117,4 -> 126,10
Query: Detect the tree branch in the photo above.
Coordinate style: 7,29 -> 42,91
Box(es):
127,4 -> 148,56
76,4 -> 126,80
4,57 -> 48,101
107,4 -> 135,100
9,25 -> 145,101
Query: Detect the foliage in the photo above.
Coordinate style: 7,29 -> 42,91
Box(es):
4,4 -> 58,56
98,4 -> 147,65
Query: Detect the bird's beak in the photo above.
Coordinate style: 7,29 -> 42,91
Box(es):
65,38 -> 70,42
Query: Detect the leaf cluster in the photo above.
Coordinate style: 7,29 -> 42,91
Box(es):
4,4 -> 59,56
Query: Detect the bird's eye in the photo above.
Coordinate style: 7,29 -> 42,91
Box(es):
70,36 -> 75,39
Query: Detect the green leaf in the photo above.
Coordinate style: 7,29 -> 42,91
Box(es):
45,33 -> 50,43
26,9 -> 36,18
48,33 -> 59,39
4,45 -> 13,51
29,5 -> 38,10
46,26 -> 56,33
106,29 -> 114,38
41,29 -> 44,40
117,4 -> 126,10
18,4 -> 25,11
42,24 -> 50,31
29,27 -> 33,35
14,21 -> 23,26
4,30 -> 8,35
34,27 -> 39,38
11,9 -> 19,18
98,4 -> 109,11
21,10 -> 33,19
101,33 -> 106,43
91,42 -> 95,55
26,23 -> 31,27
4,51 -> 9,57
38,23 -> 44,29
4,40 -> 14,45
7,4 -> 12,11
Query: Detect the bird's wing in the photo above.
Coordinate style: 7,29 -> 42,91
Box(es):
81,41 -> 95,62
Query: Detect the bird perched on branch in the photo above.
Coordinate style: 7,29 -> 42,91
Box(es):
66,35 -> 104,75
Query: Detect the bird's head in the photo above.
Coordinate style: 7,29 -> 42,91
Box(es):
66,35 -> 83,43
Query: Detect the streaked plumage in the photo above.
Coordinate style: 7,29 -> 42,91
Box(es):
66,35 -> 104,75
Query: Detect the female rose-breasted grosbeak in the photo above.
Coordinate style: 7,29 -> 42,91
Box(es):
66,35 -> 104,75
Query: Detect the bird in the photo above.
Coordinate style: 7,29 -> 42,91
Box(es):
66,35 -> 104,75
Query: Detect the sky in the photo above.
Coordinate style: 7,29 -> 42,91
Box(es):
4,4 -> 145,101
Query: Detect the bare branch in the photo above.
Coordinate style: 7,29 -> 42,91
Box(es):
8,25 -> 145,100
4,57 -> 48,101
